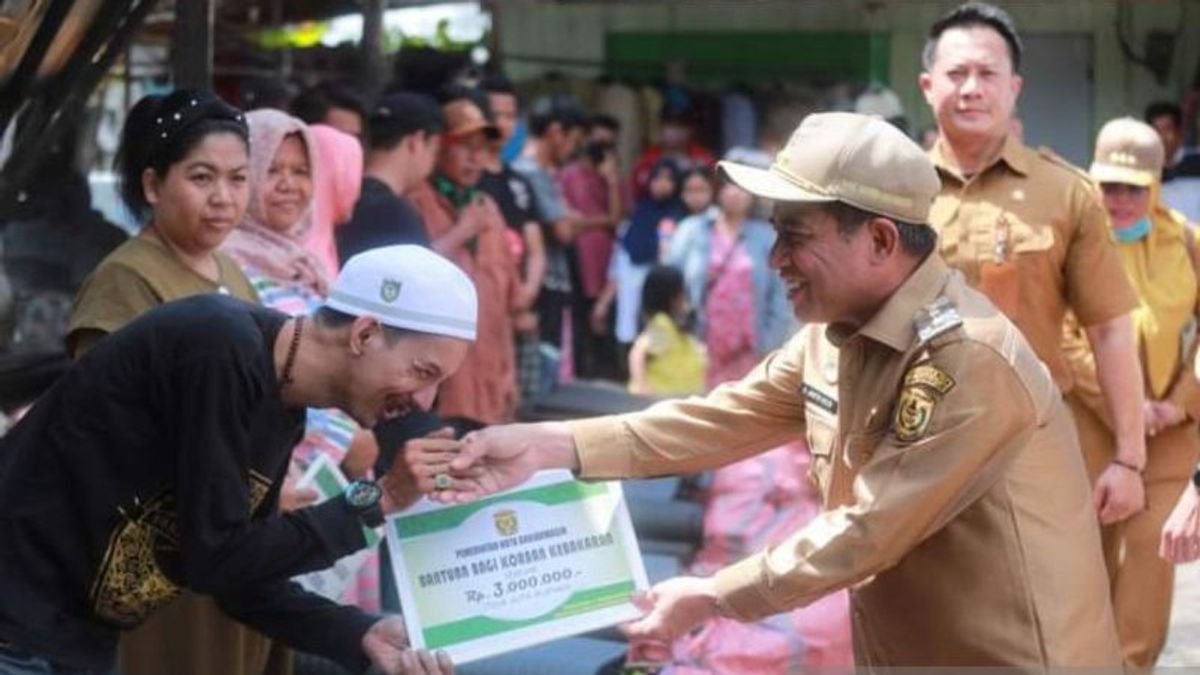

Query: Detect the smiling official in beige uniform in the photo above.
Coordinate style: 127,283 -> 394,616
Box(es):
409,112 -> 1122,667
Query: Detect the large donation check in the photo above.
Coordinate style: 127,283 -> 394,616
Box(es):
386,469 -> 649,664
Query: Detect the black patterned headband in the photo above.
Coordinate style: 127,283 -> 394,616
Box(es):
152,90 -> 248,145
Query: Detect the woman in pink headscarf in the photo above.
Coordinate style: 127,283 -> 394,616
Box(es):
306,123 -> 364,277
223,108 -> 329,299
223,108 -> 382,611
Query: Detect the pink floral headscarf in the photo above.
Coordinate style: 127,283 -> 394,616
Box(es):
222,108 -> 329,295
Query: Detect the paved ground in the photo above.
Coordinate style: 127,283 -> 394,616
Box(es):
1160,560 -> 1200,665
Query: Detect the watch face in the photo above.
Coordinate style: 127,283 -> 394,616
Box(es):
346,480 -> 382,508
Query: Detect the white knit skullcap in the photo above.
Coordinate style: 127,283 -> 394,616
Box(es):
325,245 -> 477,341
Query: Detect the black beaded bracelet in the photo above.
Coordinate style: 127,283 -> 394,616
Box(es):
1112,458 -> 1145,475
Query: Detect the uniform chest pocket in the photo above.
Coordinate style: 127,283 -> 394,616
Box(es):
968,210 -> 1055,261
805,416 -> 837,498
1008,214 -> 1055,255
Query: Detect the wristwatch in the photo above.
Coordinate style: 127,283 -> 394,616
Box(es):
343,479 -> 385,528
1192,467 -> 1200,492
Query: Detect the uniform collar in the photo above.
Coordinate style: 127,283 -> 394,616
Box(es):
930,132 -> 1030,182
827,253 -> 951,352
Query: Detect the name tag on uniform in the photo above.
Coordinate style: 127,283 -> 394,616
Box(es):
801,383 -> 837,415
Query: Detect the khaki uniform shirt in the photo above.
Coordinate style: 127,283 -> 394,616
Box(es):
571,254 -> 1120,666
928,135 -> 1138,392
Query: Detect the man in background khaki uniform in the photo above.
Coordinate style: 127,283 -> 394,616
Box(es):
920,2 -> 1147,524
408,112 -> 1121,667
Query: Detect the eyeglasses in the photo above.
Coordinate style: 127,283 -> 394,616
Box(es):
1099,183 -> 1149,197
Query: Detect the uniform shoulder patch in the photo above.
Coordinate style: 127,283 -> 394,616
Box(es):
913,297 -> 963,343
892,363 -> 956,443
893,386 -> 937,443
903,364 -> 956,395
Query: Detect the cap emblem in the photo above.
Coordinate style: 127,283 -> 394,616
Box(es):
380,279 -> 402,303
1107,151 -> 1137,166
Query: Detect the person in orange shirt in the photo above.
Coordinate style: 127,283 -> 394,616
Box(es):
408,91 -> 520,424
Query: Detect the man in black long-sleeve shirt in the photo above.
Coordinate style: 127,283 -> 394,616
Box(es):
0,246 -> 474,675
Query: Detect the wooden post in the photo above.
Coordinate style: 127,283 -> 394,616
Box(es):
172,0 -> 213,89
362,0 -> 386,98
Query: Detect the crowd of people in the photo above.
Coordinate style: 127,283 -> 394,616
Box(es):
5,1 -> 1200,674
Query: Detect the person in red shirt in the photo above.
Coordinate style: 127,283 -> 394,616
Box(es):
631,106 -> 715,200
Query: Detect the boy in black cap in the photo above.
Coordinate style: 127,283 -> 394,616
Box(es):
337,92 -> 444,262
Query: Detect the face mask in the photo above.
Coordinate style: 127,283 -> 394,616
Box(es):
1113,216 -> 1151,243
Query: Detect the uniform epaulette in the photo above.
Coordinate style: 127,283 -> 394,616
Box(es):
912,297 -> 963,345
1036,146 -> 1093,183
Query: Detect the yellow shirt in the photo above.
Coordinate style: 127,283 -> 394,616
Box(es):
1064,200 -> 1200,422
1121,205 -> 1198,397
636,312 -> 706,396
573,255 -> 1119,666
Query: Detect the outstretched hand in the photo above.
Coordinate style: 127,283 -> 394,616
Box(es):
621,576 -> 721,646
361,616 -> 453,674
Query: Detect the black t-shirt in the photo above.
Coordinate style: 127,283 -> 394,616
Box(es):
337,177 -> 429,263
0,295 -> 374,671
477,165 -> 543,233
478,164 -> 574,342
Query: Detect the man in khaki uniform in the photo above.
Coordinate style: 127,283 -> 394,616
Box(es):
920,2 -> 1147,522
409,113 -> 1121,667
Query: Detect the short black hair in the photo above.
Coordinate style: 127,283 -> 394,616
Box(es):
528,96 -> 587,137
368,91 -> 443,150
589,114 -> 620,133
923,2 -> 1023,73
1145,101 -> 1183,129
313,306 -> 418,346
827,202 -> 937,259
291,81 -> 369,126
660,105 -> 696,127
479,72 -> 516,97
640,265 -> 686,326
439,83 -> 493,122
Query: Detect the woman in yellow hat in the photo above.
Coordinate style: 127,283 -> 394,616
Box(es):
1064,116 -> 1200,667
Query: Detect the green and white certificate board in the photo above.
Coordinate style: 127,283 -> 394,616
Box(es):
386,470 -> 649,664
